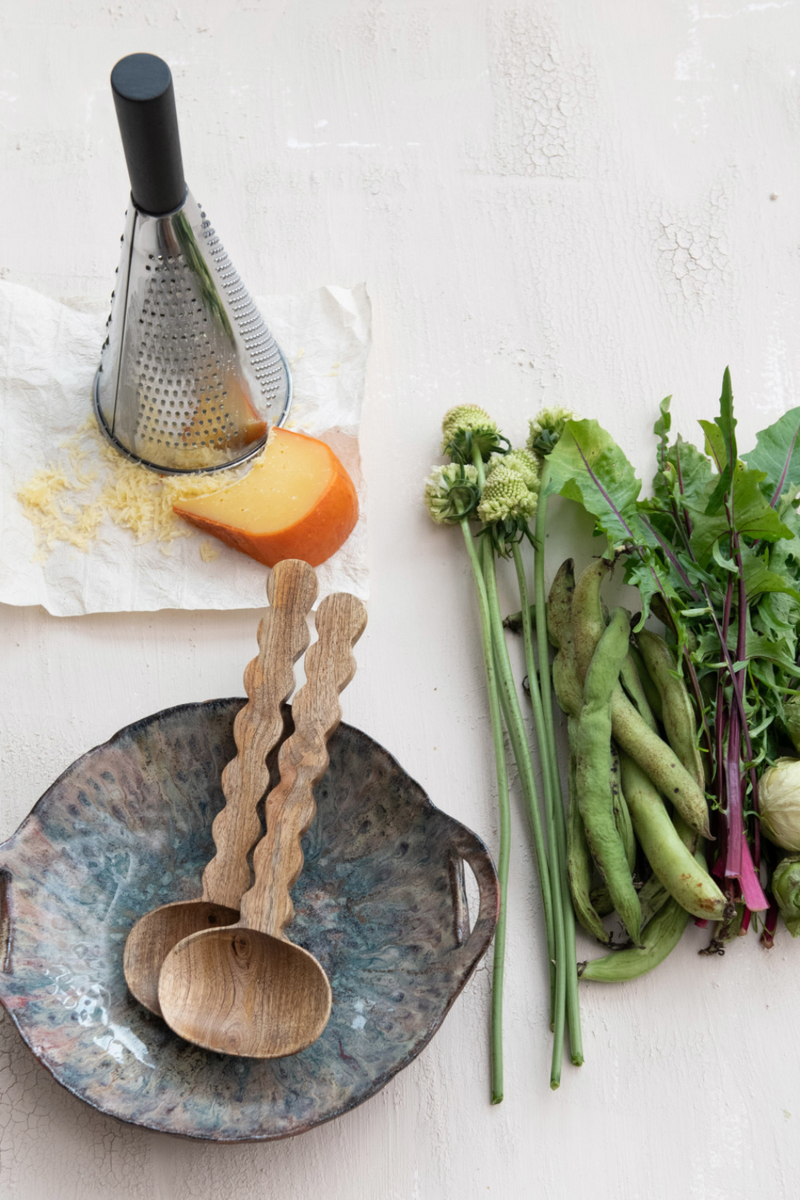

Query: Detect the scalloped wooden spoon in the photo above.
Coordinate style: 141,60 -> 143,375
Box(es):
158,590 -> 367,1058
123,558 -> 317,1016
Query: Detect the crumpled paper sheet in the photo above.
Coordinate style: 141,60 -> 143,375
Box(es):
0,280 -> 370,616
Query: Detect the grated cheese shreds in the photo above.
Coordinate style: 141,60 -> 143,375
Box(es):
16,419 -> 263,560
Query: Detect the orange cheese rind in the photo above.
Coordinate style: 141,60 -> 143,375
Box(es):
172,427 -> 359,569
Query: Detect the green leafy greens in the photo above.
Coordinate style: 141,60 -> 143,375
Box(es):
545,369 -> 800,930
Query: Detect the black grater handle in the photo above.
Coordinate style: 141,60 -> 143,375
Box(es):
111,53 -> 186,216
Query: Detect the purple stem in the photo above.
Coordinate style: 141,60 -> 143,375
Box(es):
761,902 -> 779,948
769,418 -> 800,508
701,582 -> 749,734
639,516 -> 700,600
712,701 -> 727,877
574,442 -> 637,542
738,834 -> 769,912
724,707 -> 743,879
733,537 -> 761,858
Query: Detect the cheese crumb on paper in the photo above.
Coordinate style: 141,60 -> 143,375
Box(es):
16,418 -> 263,560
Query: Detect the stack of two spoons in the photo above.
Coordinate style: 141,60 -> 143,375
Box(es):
123,559 -> 367,1058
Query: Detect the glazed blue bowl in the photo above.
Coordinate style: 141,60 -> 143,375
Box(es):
0,699 -> 498,1141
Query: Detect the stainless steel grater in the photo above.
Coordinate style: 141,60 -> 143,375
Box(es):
94,53 -> 291,474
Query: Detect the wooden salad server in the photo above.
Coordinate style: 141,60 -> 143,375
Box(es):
158,590 -> 367,1058
122,558 -> 318,1016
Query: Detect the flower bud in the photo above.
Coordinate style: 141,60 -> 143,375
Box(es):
478,462 -> 537,526
492,447 -> 541,493
423,463 -> 480,525
526,407 -> 575,457
441,405 -> 501,461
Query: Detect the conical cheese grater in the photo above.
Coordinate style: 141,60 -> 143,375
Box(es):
94,53 -> 292,474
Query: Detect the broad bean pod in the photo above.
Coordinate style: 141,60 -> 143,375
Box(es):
575,608 -> 642,945
550,565 -> 609,941
566,717 -> 610,944
636,629 -> 705,793
619,650 -> 659,734
637,873 -> 669,928
546,559 -> 575,651
619,753 -> 726,921
572,559 -> 610,680
610,748 -> 636,871
590,885 -> 614,918
571,563 -> 710,836
637,812 -> 700,926
578,889 -> 691,983
549,563 -> 582,719
610,693 -> 711,837
628,644 -> 663,724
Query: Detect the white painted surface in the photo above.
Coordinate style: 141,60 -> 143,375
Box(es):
2,3 -> 800,1197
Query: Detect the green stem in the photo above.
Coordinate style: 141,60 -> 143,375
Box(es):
482,537 -> 556,1025
460,517 -> 510,1105
534,469 -> 556,772
512,543 -> 566,1088
470,450 -> 557,1025
534,469 -> 584,1068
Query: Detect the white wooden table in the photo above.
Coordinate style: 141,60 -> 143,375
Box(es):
2,4 -> 799,1197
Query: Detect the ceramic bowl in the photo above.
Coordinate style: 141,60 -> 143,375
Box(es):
0,699 -> 498,1141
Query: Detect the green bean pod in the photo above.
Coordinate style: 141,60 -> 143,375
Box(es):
569,560 -> 709,836
546,559 -> 575,651
619,651 -> 659,734
637,874 -> 669,928
672,811 -> 699,855
552,650 -> 582,719
590,885 -> 614,917
636,629 -> 705,792
638,812 -> 699,926
628,644 -> 663,724
610,694 -> 711,837
578,890 -> 691,983
610,748 -> 636,871
575,608 -> 642,945
549,562 -> 582,719
566,717 -> 610,944
619,753 -> 726,921
572,559 -> 610,680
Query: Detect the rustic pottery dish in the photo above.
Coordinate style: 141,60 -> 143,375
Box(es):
0,698 -> 498,1142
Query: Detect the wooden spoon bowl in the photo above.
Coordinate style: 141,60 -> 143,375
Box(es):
122,900 -> 240,1015
157,925 -> 331,1057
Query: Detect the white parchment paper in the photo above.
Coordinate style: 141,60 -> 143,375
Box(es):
0,280 -> 370,616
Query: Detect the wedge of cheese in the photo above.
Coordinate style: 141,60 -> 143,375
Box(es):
173,427 -> 359,568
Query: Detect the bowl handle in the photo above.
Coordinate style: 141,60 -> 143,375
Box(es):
0,868 -> 12,975
446,825 -> 500,965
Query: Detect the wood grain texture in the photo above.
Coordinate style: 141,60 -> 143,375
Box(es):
157,591 -> 367,1057
242,591 -> 368,935
121,560 -> 316,1014
202,559 -> 318,907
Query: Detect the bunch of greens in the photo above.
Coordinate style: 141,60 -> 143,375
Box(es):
544,369 -> 800,946
424,405 -> 582,1098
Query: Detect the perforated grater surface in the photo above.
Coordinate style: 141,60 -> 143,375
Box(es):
94,53 -> 291,474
